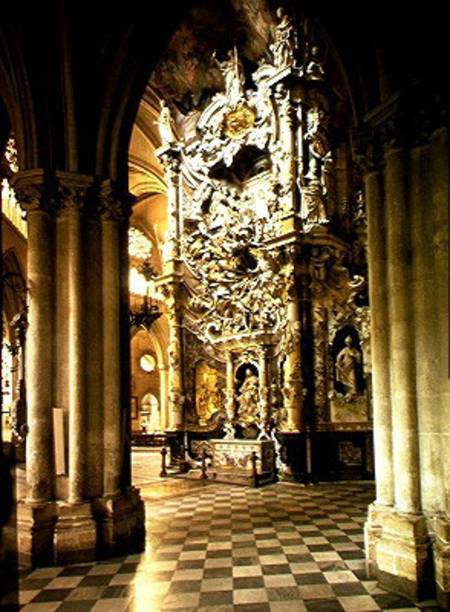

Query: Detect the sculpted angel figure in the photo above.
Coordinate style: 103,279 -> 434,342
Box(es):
213,47 -> 245,106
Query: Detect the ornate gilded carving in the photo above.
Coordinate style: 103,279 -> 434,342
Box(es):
223,103 -> 256,139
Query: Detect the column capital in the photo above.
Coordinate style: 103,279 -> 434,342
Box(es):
351,128 -> 384,174
99,179 -> 134,222
55,171 -> 94,216
11,169 -> 57,215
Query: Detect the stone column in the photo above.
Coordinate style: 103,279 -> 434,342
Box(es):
56,175 -> 92,504
158,148 -> 181,272
368,142 -> 429,601
13,172 -> 54,504
384,145 -> 419,514
99,181 -> 124,497
224,351 -> 235,439
158,365 -> 169,430
258,347 -> 269,438
52,173 -> 97,564
363,164 -> 395,570
94,180 -> 145,556
429,126 -> 450,609
282,264 -> 303,432
11,171 -> 56,566
364,167 -> 394,506
409,143 -> 443,513
156,275 -> 184,432
167,303 -> 183,431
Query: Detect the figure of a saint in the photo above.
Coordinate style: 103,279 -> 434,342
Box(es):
335,336 -> 361,398
270,7 -> 297,68
237,368 -> 260,422
305,46 -> 325,80
158,99 -> 176,146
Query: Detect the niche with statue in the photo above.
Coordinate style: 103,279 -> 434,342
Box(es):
329,326 -> 368,423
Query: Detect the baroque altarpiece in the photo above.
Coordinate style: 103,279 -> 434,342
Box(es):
155,12 -> 372,482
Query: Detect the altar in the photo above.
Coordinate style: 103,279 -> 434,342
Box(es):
211,439 -> 276,486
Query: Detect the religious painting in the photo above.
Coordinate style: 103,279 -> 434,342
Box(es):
195,361 -> 222,426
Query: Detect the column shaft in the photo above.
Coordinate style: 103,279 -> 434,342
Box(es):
158,366 -> 169,430
283,292 -> 303,431
364,169 -> 394,507
26,208 -> 54,502
167,309 -> 183,429
102,218 -> 122,496
67,208 -> 85,503
430,128 -> 450,514
409,144 -> 443,513
384,147 -> 419,513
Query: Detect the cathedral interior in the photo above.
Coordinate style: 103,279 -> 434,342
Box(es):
0,1 -> 449,610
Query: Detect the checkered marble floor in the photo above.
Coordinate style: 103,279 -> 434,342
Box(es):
2,481 -> 443,611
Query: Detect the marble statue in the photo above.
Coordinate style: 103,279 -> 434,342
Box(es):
270,7 -> 297,68
237,368 -> 260,422
335,336 -> 361,398
213,47 -> 245,106
158,99 -> 176,146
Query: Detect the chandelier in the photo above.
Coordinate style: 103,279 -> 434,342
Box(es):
129,259 -> 162,330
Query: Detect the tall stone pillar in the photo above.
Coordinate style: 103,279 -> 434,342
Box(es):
94,180 -> 145,556
12,171 -> 53,503
363,163 -> 395,567
52,173 -> 96,564
409,143 -> 443,514
12,170 -> 55,565
429,126 -> 450,609
364,167 -> 393,506
364,134 -> 429,600
10,172 -> 144,566
384,145 -> 420,512
99,181 -> 124,497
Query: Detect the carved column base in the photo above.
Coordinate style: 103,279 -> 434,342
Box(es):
16,501 -> 56,568
433,515 -> 450,609
365,505 -> 432,601
364,503 -> 392,571
54,502 -> 96,565
93,488 -> 145,557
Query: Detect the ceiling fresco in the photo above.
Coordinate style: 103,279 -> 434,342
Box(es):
149,0 -> 353,126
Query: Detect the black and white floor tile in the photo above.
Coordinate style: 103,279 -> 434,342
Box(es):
1,482 -> 443,611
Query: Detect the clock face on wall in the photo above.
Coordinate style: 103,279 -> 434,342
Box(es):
140,353 -> 156,372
